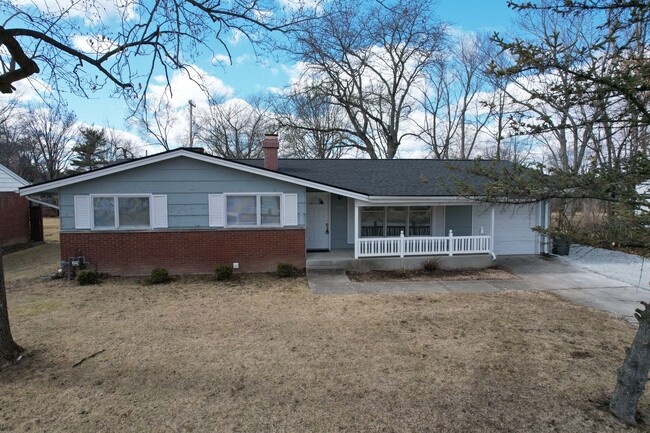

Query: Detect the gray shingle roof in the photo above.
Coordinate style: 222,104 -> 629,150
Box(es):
238,159 -> 510,196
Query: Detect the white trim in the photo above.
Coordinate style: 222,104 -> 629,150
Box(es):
19,150 -> 369,200
347,197 -> 354,244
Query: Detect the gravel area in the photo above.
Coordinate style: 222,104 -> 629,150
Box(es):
556,245 -> 650,289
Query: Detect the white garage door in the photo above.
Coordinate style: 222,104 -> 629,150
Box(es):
493,204 -> 538,255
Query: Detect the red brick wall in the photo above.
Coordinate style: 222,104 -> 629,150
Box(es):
0,192 -> 30,248
60,229 -> 306,276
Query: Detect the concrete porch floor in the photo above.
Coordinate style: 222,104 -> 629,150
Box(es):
306,249 -> 493,271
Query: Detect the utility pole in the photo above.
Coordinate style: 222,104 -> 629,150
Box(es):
188,99 -> 196,147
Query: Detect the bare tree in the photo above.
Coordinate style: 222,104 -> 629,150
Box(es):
0,98 -> 34,179
417,33 -> 494,159
21,104 -> 77,181
197,96 -> 271,159
135,92 -> 177,150
104,127 -> 141,162
274,90 -> 351,159
287,0 -> 445,159
0,1 -> 316,103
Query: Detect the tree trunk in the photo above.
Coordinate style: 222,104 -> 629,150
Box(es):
610,302 -> 650,425
0,253 -> 22,363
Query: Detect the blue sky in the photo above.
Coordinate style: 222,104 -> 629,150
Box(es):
9,0 -> 518,142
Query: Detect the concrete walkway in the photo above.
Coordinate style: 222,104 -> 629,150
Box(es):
307,255 -> 650,323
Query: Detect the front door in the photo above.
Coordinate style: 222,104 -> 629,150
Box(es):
306,192 -> 330,250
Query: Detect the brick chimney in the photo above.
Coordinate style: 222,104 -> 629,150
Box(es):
263,134 -> 279,171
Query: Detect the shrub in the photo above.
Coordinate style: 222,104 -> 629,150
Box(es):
394,268 -> 410,279
149,267 -> 171,284
422,259 -> 441,274
77,270 -> 99,285
276,262 -> 295,278
214,264 -> 234,281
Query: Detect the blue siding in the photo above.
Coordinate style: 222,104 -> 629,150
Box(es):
59,157 -> 306,230
330,193 -> 352,249
444,205 -> 472,236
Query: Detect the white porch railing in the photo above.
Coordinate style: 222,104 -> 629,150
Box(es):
356,230 -> 491,258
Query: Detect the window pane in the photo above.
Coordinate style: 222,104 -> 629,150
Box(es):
260,195 -> 281,225
93,197 -> 115,228
227,196 -> 257,226
118,197 -> 150,227
386,206 -> 407,237
360,207 -> 384,237
409,206 -> 431,236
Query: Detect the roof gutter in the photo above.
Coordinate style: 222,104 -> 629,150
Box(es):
26,196 -> 59,210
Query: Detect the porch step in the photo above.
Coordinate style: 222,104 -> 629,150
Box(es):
306,258 -> 356,270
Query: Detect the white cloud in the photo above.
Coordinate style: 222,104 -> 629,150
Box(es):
278,0 -> 321,11
147,66 -> 234,110
12,0 -> 137,25
0,76 -> 51,104
211,54 -> 232,65
230,29 -> 243,45
235,54 -> 252,65
71,34 -> 118,56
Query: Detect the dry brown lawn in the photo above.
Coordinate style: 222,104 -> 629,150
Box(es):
348,267 -> 515,282
0,222 -> 647,432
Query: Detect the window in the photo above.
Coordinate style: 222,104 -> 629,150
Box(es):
386,206 -> 407,236
227,196 -> 257,226
360,207 -> 385,237
226,194 -> 282,226
409,206 -> 432,236
92,196 -> 150,229
260,195 -> 281,225
359,206 -> 433,237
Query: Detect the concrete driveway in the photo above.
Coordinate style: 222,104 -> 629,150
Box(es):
307,255 -> 649,323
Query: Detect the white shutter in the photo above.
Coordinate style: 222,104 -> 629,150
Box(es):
282,193 -> 298,226
209,194 -> 225,227
151,195 -> 168,228
74,195 -> 91,229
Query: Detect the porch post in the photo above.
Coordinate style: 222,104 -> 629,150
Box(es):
490,206 -> 495,256
354,200 -> 359,259
448,229 -> 454,256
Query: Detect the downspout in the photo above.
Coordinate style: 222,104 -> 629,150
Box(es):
354,200 -> 359,259
490,206 -> 496,261
544,200 -> 550,254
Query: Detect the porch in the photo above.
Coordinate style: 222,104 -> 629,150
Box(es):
306,248 -> 494,271
306,192 -> 499,261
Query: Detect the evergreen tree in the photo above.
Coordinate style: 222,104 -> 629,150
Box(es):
70,127 -> 108,173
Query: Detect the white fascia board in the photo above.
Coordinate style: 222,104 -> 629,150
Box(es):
358,196 -> 480,205
19,150 -> 370,200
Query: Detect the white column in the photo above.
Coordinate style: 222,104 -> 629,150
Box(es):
448,229 -> 454,256
354,200 -> 360,259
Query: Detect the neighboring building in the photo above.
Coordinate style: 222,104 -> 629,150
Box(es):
0,164 -> 31,248
20,135 -> 549,276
